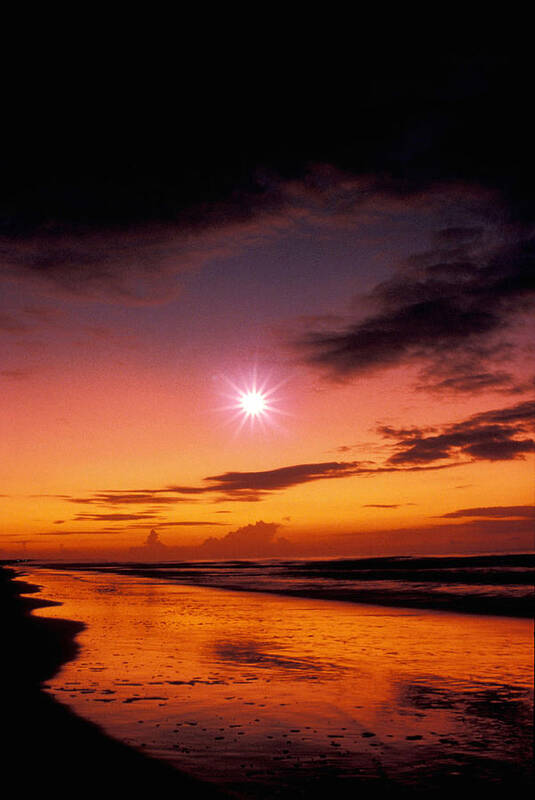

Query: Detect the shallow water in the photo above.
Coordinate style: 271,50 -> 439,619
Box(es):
22,568 -> 534,797
49,554 -> 534,617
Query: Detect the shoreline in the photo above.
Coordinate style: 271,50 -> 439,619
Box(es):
31,556 -> 535,618
1,564 -> 230,798
2,562 -> 532,799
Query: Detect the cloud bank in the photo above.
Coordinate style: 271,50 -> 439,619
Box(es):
130,520 -> 291,560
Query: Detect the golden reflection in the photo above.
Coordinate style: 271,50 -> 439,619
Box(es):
22,569 -> 534,793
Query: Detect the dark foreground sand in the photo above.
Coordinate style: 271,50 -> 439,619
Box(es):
1,564 -> 230,799
1,563 -> 532,799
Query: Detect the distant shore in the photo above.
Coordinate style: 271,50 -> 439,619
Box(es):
0,564 -> 230,799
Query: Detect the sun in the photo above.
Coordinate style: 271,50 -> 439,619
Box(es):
217,369 -> 288,432
239,390 -> 268,417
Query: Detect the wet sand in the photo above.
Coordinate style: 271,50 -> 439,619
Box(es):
7,563 -> 533,799
0,564 -> 230,799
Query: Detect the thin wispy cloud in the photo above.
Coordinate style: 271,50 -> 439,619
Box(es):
363,504 -> 401,509
69,493 -> 187,506
73,512 -> 162,522
439,505 -> 534,519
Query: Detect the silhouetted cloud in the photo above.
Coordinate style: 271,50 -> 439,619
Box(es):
2,52 -> 533,317
38,528 -> 127,536
38,519 -> 229,536
68,492 -> 186,506
467,400 -> 535,426
295,229 -> 535,390
439,505 -> 535,519
382,399 -> 535,466
128,521 -> 229,528
416,371 -> 525,395
60,401 -> 534,515
204,461 -> 362,492
363,504 -> 400,508
0,214 -> 295,303
3,172 -> 445,304
126,520 -> 292,560
64,462 -> 370,509
74,463 -> 454,511
162,462 -> 366,502
198,521 -> 291,558
74,512 -> 161,522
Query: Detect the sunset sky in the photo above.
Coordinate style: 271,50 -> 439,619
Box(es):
1,52 -> 533,559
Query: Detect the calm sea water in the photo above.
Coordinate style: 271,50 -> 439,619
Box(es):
20,562 -> 534,797
40,552 -> 535,616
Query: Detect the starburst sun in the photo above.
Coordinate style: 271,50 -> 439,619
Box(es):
238,390 -> 268,418
218,370 -> 287,432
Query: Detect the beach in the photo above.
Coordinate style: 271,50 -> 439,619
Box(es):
2,48 -> 534,800
3,561 -> 533,799
0,564 -> 230,799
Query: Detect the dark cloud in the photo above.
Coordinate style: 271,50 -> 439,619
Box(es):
127,520 -> 292,560
68,492 -> 185,506
0,175 -> 499,308
163,462 -> 366,502
416,371 -> 524,395
2,53 -> 532,304
38,528 -> 127,536
204,462 -> 362,492
295,231 -> 535,386
363,504 -> 401,509
37,520 -> 230,536
128,521 -> 229,528
198,521 -> 291,559
73,512 -> 161,522
0,216 -> 290,303
382,399 -> 535,466
65,462 -> 369,509
439,505 -> 534,519
62,401 -> 534,513
71,461 -> 457,511
4,53 -> 532,227
468,400 -> 535,426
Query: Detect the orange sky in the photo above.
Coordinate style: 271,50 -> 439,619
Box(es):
1,59 -> 534,561
1,172 -> 533,561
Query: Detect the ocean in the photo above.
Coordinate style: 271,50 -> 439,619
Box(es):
38,552 -> 535,616
17,553 -> 534,797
